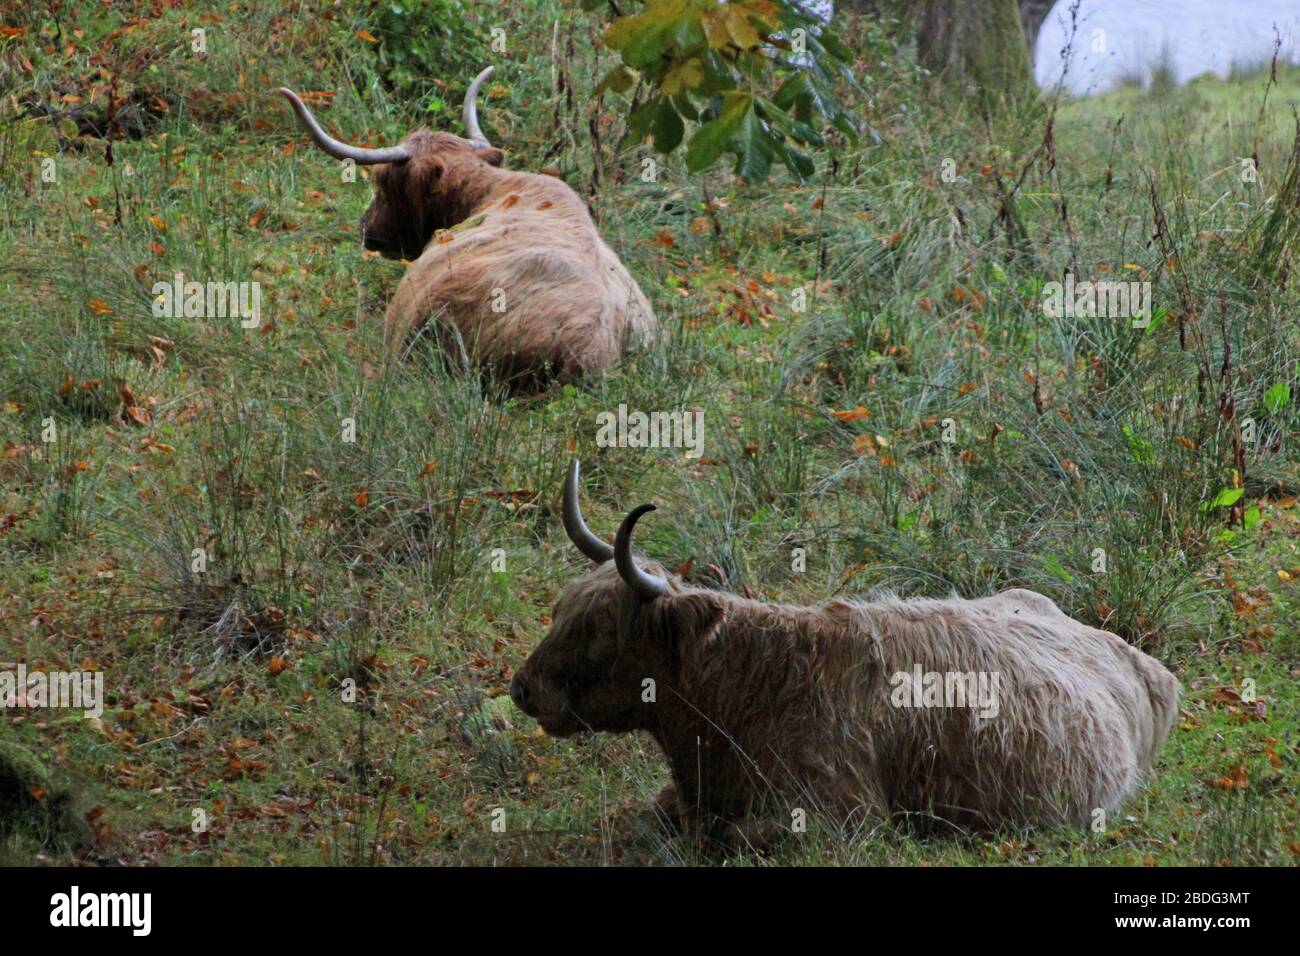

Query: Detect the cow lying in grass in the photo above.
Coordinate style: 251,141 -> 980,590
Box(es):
277,69 -> 658,386
510,461 -> 1181,845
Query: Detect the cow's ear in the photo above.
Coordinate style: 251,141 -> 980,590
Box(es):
421,156 -> 446,183
651,591 -> 726,648
478,147 -> 505,167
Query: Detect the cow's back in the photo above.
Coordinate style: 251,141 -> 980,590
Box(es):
385,179 -> 657,380
845,590 -> 1179,829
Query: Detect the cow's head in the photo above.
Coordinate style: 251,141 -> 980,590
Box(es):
277,68 -> 506,260
510,461 -> 723,737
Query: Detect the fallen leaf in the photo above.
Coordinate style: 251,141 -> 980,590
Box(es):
832,406 -> 870,421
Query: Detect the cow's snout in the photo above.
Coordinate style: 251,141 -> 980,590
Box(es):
509,672 -> 534,716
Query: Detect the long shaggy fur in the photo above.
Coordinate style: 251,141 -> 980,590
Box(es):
513,562 -> 1180,836
361,131 -> 657,384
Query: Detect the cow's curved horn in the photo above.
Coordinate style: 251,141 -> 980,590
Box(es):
615,504 -> 670,601
275,88 -> 411,165
462,66 -> 494,148
563,460 -> 614,564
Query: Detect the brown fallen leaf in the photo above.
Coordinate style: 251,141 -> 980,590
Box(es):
124,406 -> 152,426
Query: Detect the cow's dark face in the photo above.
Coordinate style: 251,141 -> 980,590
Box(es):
510,564 -> 652,737
510,562 -> 726,738
512,462 -> 726,737
360,132 -> 504,260
511,561 -> 703,737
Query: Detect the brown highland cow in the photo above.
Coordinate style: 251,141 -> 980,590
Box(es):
277,69 -> 658,384
511,461 -> 1181,845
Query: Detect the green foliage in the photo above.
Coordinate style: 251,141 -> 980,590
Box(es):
1204,487 -> 1245,511
589,0 -> 858,181
360,0 -> 488,107
0,738 -> 87,855
1263,380 -> 1291,413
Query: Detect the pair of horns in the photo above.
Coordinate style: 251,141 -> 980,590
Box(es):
563,460 -> 669,601
275,65 -> 495,165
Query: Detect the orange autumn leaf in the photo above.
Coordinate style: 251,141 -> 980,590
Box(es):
353,488 -> 368,507
267,658 -> 291,676
248,208 -> 265,228
832,406 -> 870,421
87,297 -> 113,315
419,460 -> 438,476
125,406 -> 152,426
355,29 -> 378,42
851,434 -> 877,457
653,229 -> 676,249
147,214 -> 166,231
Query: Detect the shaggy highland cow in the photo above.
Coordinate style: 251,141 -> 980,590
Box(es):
277,69 -> 658,384
511,461 -> 1181,844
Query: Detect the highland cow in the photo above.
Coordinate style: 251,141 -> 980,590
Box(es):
510,461 -> 1181,844
277,69 -> 658,385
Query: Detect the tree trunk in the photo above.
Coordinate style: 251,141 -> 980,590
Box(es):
917,0 -> 1034,106
1019,0 -> 1055,62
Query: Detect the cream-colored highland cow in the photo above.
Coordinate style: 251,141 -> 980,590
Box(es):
277,68 -> 658,386
511,461 -> 1182,844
